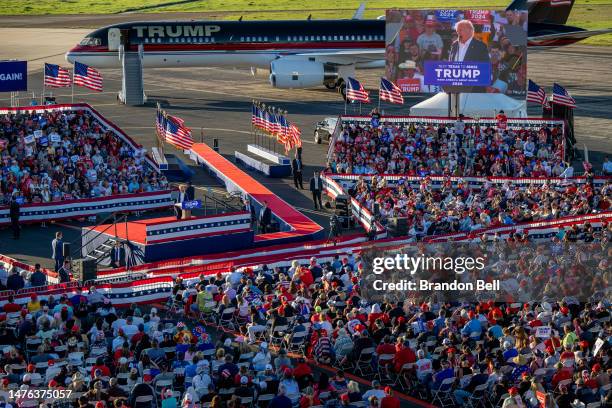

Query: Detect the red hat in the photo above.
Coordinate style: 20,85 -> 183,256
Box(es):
95,402 -> 104,408
384,386 -> 392,394
284,368 -> 292,376
30,294 -> 37,300
509,387 -> 519,395
468,310 -> 475,319
48,379 -> 58,387
340,394 -> 350,402
560,306 -> 569,315
48,359 -> 54,366
1,378 -> 8,386
27,364 -> 35,372
143,374 -> 153,383
592,364 -> 601,372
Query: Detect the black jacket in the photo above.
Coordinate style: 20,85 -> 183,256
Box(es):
449,38 -> 490,63
186,185 -> 195,201
259,206 -> 272,225
291,158 -> 303,174
9,200 -> 19,220
309,176 -> 323,192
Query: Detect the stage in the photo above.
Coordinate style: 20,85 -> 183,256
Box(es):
81,212 -> 254,263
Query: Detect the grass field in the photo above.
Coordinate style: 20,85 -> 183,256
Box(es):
1,0 -> 610,45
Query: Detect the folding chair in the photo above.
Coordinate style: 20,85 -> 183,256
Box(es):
465,383 -> 488,408
200,301 -> 218,323
431,377 -> 456,408
257,394 -> 274,408
240,397 -> 254,407
354,347 -> 375,377
284,331 -> 307,355
269,325 -> 288,347
219,307 -> 236,331
375,354 -> 395,383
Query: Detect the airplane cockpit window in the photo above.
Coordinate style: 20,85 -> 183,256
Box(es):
79,37 -> 101,46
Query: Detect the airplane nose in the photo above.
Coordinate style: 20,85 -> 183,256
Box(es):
65,47 -> 78,64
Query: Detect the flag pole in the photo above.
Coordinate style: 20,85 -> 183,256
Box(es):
71,73 -> 75,104
41,74 -> 45,105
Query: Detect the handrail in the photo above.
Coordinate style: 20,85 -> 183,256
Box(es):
66,211 -> 119,254
71,212 -> 128,261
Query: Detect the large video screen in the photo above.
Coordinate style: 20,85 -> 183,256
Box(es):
385,9 -> 528,96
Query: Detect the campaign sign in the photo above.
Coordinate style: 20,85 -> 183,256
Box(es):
34,130 -> 42,139
535,326 -> 551,338
0,61 -> 27,92
24,134 -> 35,144
465,10 -> 491,24
435,10 -> 458,22
182,200 -> 202,210
397,78 -> 421,93
424,61 -> 492,87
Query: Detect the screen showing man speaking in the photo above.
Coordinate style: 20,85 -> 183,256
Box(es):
385,9 -> 527,95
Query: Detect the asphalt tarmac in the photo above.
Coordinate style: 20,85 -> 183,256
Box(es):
0,18 -> 611,269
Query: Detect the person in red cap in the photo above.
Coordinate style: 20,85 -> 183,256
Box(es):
501,387 -> 524,408
380,386 -> 400,408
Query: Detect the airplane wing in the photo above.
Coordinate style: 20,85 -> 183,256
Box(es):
529,28 -> 612,46
289,49 -> 385,64
530,28 -> 612,41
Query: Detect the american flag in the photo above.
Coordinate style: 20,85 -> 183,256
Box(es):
263,110 -> 275,134
527,79 -> 546,105
346,77 -> 370,103
44,63 -> 71,88
165,115 -> 194,150
251,104 -> 258,127
289,123 -> 302,148
73,61 -> 103,92
277,115 -> 291,150
270,112 -> 282,136
155,108 -> 166,138
379,77 -> 404,104
552,83 -> 576,108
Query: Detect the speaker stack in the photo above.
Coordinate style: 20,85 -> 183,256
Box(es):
72,258 -> 97,283
386,217 -> 410,237
334,194 -> 353,228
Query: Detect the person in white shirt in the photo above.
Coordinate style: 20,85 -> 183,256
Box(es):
121,316 -> 138,340
362,380 -> 386,403
415,350 -> 433,382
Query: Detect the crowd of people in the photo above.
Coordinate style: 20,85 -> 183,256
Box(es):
0,109 -> 168,205
350,174 -> 611,236
327,120 -> 568,178
0,222 -> 609,408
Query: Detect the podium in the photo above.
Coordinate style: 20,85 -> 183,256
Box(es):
174,203 -> 191,219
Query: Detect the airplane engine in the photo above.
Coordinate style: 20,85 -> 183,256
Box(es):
269,60 -> 339,88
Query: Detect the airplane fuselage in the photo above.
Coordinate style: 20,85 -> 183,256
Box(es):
66,20 -> 386,69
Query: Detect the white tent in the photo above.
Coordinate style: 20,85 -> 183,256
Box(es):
409,92 -> 527,118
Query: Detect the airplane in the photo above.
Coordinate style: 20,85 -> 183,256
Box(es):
66,0 -> 611,93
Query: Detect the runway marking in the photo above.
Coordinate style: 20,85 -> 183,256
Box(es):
102,71 -> 341,107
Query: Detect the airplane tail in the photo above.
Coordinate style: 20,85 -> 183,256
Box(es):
507,0 -> 576,25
